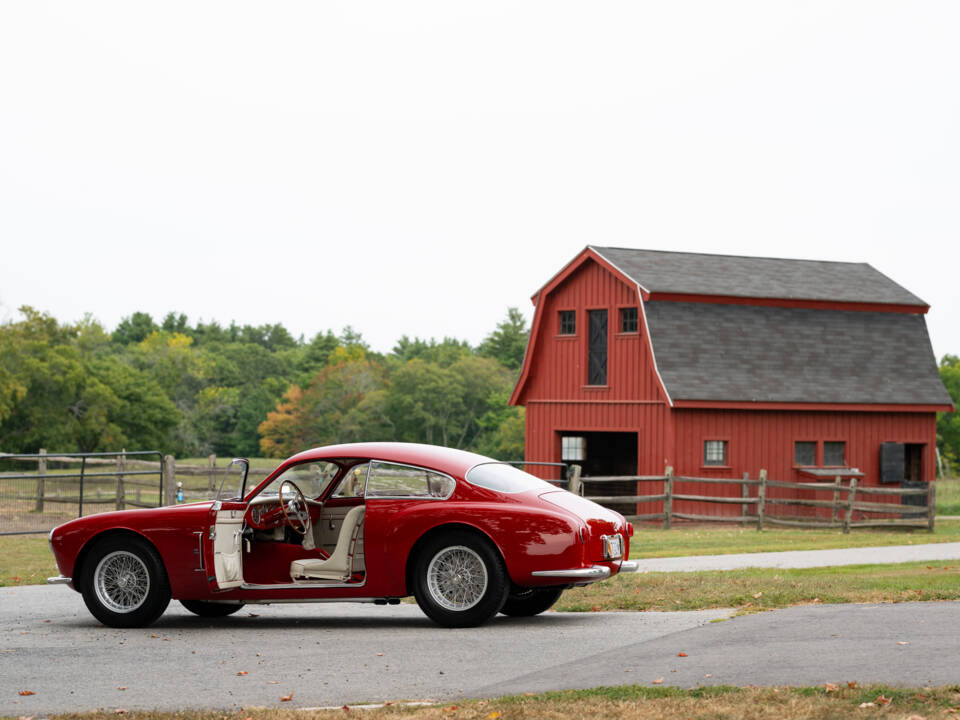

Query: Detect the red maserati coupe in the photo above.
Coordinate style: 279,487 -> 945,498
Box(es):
48,442 -> 636,628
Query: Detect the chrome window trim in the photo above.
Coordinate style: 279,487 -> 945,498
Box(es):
363,460 -> 456,501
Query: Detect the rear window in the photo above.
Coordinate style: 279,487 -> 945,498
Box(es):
465,463 -> 556,494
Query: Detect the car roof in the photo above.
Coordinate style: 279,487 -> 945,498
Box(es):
284,442 -> 495,477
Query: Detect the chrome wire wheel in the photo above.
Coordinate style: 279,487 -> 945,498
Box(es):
93,550 -> 151,614
426,545 -> 489,612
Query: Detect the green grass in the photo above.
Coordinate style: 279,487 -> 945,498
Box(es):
556,560 -> 960,612
630,521 -> 960,558
21,684 -> 960,720
0,535 -> 57,586
937,476 -> 960,515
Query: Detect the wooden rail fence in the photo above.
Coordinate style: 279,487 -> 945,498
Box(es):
575,466 -> 935,533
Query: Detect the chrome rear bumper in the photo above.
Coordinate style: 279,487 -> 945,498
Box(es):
531,565 -> 611,580
618,560 -> 640,573
47,576 -> 72,585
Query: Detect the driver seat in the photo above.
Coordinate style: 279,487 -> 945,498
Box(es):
290,505 -> 364,582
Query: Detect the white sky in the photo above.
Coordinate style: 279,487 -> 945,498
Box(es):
1,1 -> 958,359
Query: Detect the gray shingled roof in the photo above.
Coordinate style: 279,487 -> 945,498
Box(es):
592,246 -> 927,306
643,301 -> 951,405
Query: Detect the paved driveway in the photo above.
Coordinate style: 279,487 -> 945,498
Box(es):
6,585 -> 960,715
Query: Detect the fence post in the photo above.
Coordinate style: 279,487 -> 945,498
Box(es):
34,448 -> 47,512
663,466 -> 673,529
756,469 -> 767,530
568,464 -> 583,496
831,475 -> 842,524
741,472 -> 750,519
928,481 -> 937,533
163,455 -> 176,507
115,449 -> 126,511
208,454 -> 217,493
843,477 -> 858,534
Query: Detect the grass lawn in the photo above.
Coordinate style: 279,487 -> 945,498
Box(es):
0,535 -> 57,586
35,685 -> 960,720
556,560 -> 960,612
631,521 -> 960,558
937,476 -> 960,516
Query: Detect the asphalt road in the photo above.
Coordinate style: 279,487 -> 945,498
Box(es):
4,586 -> 960,715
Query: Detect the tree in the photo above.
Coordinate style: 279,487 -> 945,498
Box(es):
478,308 -> 529,371
938,354 -> 960,473
112,312 -> 158,344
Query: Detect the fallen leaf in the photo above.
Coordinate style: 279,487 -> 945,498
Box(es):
812,597 -> 822,604
652,677 -> 664,685
117,687 -> 127,691
237,671 -> 248,676
268,681 -> 281,684
704,674 -> 712,678
824,683 -> 839,693
149,634 -> 159,638
281,693 -> 294,702
115,710 -> 127,715
485,713 -> 501,720
43,620 -> 51,624
18,691 -> 35,697
859,702 -> 875,709
847,681 -> 858,688
12,577 -> 20,583
875,695 -> 891,705
342,706 -> 350,712
18,715 -> 34,720
752,592 -> 763,599
897,641 -> 909,646
443,707 -> 458,712
677,652 -> 688,657
377,653 -> 384,657
905,715 -> 927,720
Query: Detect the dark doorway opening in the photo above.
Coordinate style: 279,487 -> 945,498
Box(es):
560,431 -> 638,516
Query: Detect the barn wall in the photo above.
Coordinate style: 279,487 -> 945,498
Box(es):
667,408 -> 938,517
520,259 -> 666,404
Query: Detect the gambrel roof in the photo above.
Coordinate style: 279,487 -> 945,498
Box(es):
644,301 -> 952,406
591,246 -> 927,307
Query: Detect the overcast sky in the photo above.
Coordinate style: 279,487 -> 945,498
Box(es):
1,2 -> 957,359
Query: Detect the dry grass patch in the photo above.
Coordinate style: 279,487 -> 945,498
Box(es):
33,685 -> 960,720
556,561 -> 960,613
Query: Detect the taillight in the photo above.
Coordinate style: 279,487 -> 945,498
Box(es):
626,523 -> 634,537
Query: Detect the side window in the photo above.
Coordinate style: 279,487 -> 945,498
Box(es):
333,463 -> 369,498
366,461 -> 455,499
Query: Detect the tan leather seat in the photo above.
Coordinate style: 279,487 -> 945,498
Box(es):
290,505 -> 364,581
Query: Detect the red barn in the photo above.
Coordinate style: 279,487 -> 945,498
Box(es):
510,247 -> 953,515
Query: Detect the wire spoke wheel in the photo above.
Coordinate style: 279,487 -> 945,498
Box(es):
93,550 -> 151,614
426,545 -> 489,611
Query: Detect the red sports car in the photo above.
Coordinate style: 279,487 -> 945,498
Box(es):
48,443 -> 636,628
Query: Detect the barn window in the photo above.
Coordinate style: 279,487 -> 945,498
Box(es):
587,309 -> 607,385
703,440 -> 727,466
619,307 -> 638,333
561,436 -> 586,461
558,310 -> 576,335
823,442 -> 846,466
794,441 -> 816,466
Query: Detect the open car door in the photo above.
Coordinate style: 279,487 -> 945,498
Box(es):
210,459 -> 249,590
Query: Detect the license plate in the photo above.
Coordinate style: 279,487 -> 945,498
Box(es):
602,534 -> 623,560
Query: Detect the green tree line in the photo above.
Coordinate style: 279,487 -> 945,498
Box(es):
0,306 -> 529,460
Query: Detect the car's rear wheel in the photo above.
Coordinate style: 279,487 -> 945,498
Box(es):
413,531 -> 508,628
179,600 -> 245,618
500,586 -> 564,617
81,536 -> 170,628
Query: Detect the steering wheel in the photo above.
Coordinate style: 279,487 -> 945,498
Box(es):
279,480 -> 310,536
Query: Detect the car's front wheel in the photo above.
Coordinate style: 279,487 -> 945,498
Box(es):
81,536 -> 170,628
180,600 -> 245,618
500,586 -> 564,617
413,531 -> 508,628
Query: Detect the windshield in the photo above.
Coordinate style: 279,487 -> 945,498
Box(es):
216,458 -> 249,501
464,462 -> 557,494
256,461 -> 340,500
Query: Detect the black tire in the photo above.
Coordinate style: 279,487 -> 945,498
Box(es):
412,531 -> 509,628
179,600 -> 245,618
80,535 -> 171,628
500,586 -> 564,617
